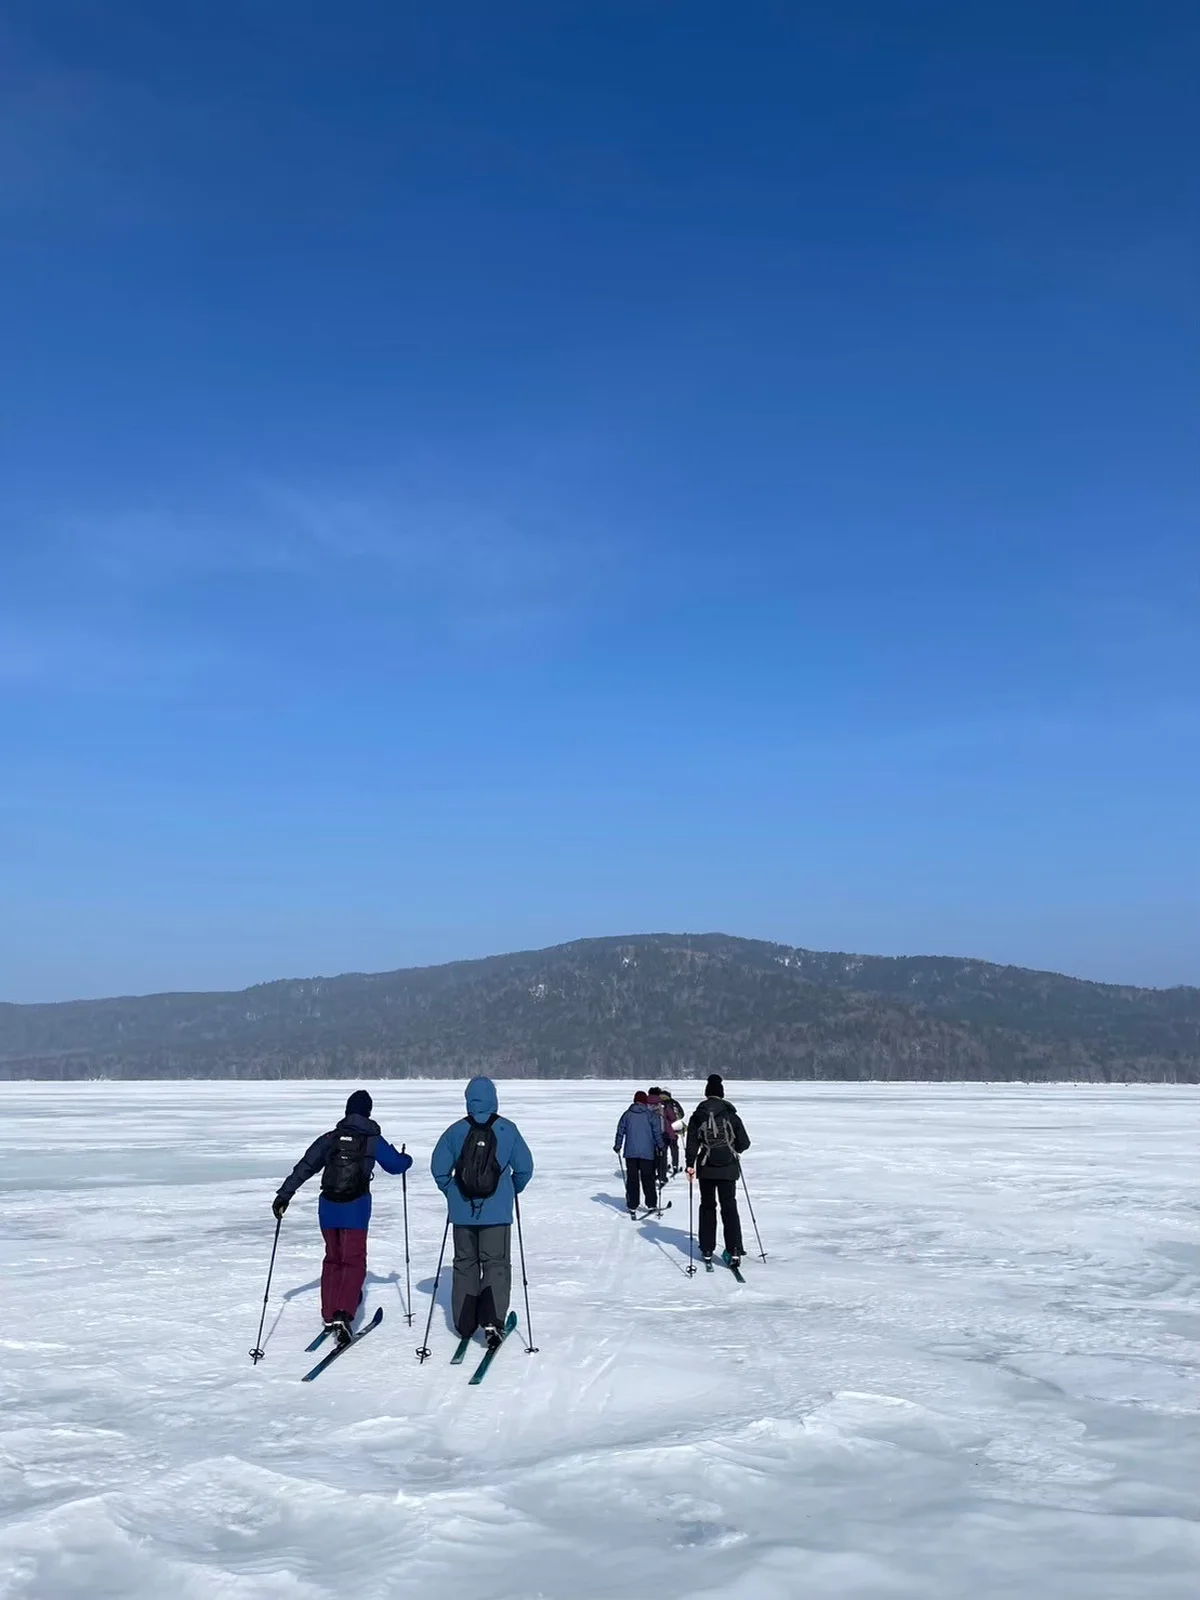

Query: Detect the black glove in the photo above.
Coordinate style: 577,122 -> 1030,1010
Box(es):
272,1194 -> 289,1221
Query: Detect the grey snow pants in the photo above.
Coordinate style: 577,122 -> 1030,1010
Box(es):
451,1224 -> 512,1337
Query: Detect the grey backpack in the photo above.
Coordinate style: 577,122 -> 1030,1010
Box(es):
697,1106 -> 737,1168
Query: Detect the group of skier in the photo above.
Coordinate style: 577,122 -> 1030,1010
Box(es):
270,1070 -> 753,1373
614,1073 -> 752,1270
273,1076 -> 533,1356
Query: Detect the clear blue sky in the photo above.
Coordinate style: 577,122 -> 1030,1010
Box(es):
2,1 -> 1196,1001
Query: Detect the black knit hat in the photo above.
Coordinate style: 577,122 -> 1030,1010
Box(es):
345,1089 -> 373,1118
705,1074 -> 724,1099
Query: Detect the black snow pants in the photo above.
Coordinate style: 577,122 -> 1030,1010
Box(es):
698,1176 -> 744,1257
624,1156 -> 657,1212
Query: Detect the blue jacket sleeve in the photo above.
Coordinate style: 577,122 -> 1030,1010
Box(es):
374,1138 -> 412,1176
614,1111 -> 628,1152
430,1123 -> 463,1194
509,1126 -> 534,1195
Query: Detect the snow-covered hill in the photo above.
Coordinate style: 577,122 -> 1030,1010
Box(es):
2,1080 -> 1198,1598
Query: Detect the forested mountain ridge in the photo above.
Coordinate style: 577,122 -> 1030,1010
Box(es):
1,933 -> 1197,1082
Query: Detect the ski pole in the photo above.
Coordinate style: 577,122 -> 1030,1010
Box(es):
514,1192 -> 539,1354
686,1172 -> 696,1277
416,1216 -> 450,1362
739,1167 -> 767,1261
249,1214 -> 282,1364
401,1144 -> 413,1326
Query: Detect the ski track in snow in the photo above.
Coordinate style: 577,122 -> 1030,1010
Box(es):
1,1081 -> 1199,1599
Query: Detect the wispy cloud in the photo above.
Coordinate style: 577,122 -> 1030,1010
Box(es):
0,481 -> 615,696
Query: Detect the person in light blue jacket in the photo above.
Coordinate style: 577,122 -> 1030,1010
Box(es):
431,1077 -> 534,1343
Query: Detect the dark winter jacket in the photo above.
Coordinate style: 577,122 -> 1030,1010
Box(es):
685,1097 -> 751,1177
649,1095 -> 680,1147
614,1102 -> 665,1162
275,1112 -> 412,1231
661,1098 -> 685,1143
431,1076 -> 534,1227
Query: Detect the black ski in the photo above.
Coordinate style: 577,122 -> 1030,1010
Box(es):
631,1201 -> 672,1221
468,1311 -> 518,1385
301,1307 -> 383,1381
305,1328 -> 330,1353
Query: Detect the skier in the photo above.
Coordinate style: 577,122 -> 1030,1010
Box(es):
272,1089 -> 412,1346
614,1090 -> 664,1216
685,1074 -> 751,1269
647,1088 -> 671,1188
430,1076 -> 534,1348
658,1086 -> 685,1175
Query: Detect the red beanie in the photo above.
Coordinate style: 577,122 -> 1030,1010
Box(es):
634,1091 -> 649,1104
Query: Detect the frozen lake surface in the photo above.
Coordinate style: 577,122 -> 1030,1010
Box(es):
1,1080 -> 1198,1599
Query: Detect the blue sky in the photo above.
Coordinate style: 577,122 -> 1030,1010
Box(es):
2,1 -> 1197,1001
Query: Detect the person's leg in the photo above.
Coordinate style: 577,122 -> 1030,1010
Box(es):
320,1227 -> 343,1323
476,1225 -> 513,1329
451,1225 -> 483,1337
717,1181 -> 745,1257
624,1157 -> 640,1211
669,1137 -> 680,1174
698,1180 -> 718,1256
656,1146 -> 668,1187
640,1158 -> 657,1209
336,1228 -> 368,1318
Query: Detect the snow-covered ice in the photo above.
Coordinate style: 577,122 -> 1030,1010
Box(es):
1,1080 -> 1199,1599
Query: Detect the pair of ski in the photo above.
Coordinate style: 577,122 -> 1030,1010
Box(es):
629,1200 -> 672,1221
301,1306 -> 384,1381
703,1249 -> 745,1283
449,1310 -> 520,1385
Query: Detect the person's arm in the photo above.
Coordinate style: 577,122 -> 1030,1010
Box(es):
614,1110 -> 628,1153
732,1113 -> 751,1155
273,1132 -> 331,1215
374,1137 -> 413,1177
509,1127 -> 534,1195
430,1124 -> 462,1195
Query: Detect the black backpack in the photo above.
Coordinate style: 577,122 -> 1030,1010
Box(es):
321,1129 -> 371,1202
454,1113 -> 502,1203
697,1104 -> 737,1169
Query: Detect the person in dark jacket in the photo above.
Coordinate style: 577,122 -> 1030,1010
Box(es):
685,1074 -> 751,1267
430,1077 -> 534,1346
273,1089 -> 412,1345
647,1089 -> 671,1188
660,1089 -> 685,1175
614,1090 -> 665,1216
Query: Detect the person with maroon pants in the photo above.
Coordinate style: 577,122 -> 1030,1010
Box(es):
272,1090 -> 412,1346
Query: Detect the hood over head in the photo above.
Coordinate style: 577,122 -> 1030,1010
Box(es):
465,1075 -> 499,1123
